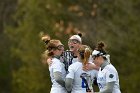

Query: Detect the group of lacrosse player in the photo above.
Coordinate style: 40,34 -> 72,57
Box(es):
41,33 -> 121,93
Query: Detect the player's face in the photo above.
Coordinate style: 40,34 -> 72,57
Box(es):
53,42 -> 64,56
93,56 -> 102,66
68,39 -> 81,52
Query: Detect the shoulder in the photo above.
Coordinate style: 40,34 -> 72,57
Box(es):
70,62 -> 82,67
69,62 -> 82,70
52,58 -> 59,61
107,64 -> 117,70
72,57 -> 78,62
51,58 -> 61,66
52,58 -> 61,63
105,64 -> 117,73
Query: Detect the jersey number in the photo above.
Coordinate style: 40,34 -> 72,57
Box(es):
81,78 -> 86,88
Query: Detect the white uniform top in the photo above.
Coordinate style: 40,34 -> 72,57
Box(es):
72,57 -> 78,64
97,64 -> 121,93
66,61 -> 98,93
49,58 -> 67,93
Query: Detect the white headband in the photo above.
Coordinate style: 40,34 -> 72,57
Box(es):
69,35 -> 82,43
92,50 -> 102,56
92,50 -> 110,63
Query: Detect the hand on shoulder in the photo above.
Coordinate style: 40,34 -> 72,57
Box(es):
42,57 -> 52,66
83,63 -> 99,71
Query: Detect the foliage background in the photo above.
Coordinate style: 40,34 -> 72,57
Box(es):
0,0 -> 140,93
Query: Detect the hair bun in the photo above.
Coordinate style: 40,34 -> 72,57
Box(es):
98,41 -> 105,49
45,40 -> 50,44
41,35 -> 51,44
77,33 -> 82,37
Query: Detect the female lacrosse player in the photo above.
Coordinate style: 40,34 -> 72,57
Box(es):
92,41 -> 121,93
42,36 -> 67,93
62,33 -> 83,72
65,45 -> 98,93
64,33 -> 99,72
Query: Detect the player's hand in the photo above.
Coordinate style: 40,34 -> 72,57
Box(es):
47,58 -> 52,66
42,57 -> 52,66
83,63 -> 99,71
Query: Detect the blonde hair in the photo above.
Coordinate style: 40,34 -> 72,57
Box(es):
42,50 -> 49,64
78,45 -> 92,67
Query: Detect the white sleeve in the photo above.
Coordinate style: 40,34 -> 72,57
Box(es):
52,60 -> 62,73
106,70 -> 116,83
66,65 -> 75,79
91,70 -> 98,79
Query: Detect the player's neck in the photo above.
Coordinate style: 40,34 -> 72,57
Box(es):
101,61 -> 109,70
53,55 -> 61,59
71,51 -> 78,57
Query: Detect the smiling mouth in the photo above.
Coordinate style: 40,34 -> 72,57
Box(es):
70,46 -> 74,49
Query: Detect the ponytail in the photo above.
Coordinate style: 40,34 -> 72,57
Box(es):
78,45 -> 91,67
83,48 -> 91,67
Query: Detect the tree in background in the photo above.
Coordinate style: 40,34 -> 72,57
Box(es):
0,0 -> 17,93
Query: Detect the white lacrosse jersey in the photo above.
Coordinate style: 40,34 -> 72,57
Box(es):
97,64 -> 121,93
49,58 -> 67,93
72,57 -> 78,64
66,61 -> 98,93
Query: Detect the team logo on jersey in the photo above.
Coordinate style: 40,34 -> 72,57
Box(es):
109,74 -> 114,78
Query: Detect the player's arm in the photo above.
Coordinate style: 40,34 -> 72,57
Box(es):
46,58 -> 53,66
99,69 -> 116,93
42,57 -> 52,66
99,81 -> 115,93
94,82 -> 114,93
99,70 -> 116,93
54,71 -> 65,87
65,65 -> 75,92
83,63 -> 99,71
65,78 -> 73,92
52,60 -> 65,87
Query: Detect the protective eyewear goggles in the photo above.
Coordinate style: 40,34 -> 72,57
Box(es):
68,39 -> 80,44
56,45 -> 64,50
92,55 -> 98,60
